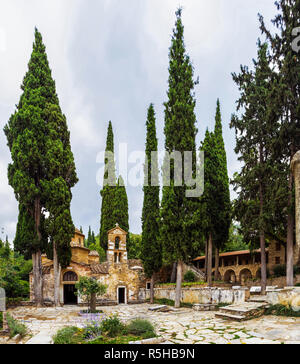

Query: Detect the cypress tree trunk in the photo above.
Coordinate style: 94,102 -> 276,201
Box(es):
287,151 -> 295,287
207,234 -> 213,287
34,198 -> 43,307
175,261 -> 183,308
53,242 -> 61,307
259,179 -> 267,295
214,247 -> 220,281
204,240 -> 208,281
170,262 -> 177,283
150,275 -> 155,304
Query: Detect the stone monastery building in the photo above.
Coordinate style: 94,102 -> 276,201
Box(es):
30,224 -> 146,305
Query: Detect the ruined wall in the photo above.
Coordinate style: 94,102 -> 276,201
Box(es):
139,287 -> 248,305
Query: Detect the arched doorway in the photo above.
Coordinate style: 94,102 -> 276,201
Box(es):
239,269 -> 252,284
63,271 -> 78,305
223,269 -> 236,284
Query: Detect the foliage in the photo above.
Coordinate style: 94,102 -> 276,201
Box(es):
100,314 -> 126,337
128,233 -> 142,259
150,298 -> 193,308
0,312 -> 3,329
6,313 -> 27,338
53,326 -> 83,344
160,8 -> 199,267
82,320 -> 103,341
0,240 -> 32,299
265,305 -> 300,318
141,104 -> 162,277
75,277 -> 107,313
183,270 -> 196,283
127,319 -> 155,339
100,121 -> 117,251
272,265 -> 300,278
4,28 -> 77,268
223,224 -> 249,252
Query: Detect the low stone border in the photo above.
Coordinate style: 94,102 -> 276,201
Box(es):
129,337 -> 165,344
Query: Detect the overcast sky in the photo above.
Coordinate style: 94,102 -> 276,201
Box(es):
0,0 -> 277,242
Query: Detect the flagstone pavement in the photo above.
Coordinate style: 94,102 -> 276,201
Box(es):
1,304 -> 300,344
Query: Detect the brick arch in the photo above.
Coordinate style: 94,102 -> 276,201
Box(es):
239,268 -> 252,283
223,269 -> 237,283
62,270 -> 78,282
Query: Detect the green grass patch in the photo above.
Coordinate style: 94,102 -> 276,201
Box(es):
53,327 -> 84,344
150,298 -> 193,308
6,313 -> 27,338
265,304 -> 300,317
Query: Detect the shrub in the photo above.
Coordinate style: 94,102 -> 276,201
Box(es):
0,312 -> 2,330
265,304 -> 300,318
184,270 -> 196,283
127,319 -> 155,339
295,283 -> 300,287
53,327 -> 83,344
272,264 -> 300,278
6,313 -> 27,338
100,315 -> 126,337
83,320 -> 102,340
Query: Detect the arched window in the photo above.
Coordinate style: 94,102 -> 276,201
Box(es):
115,237 -> 120,250
63,271 -> 78,282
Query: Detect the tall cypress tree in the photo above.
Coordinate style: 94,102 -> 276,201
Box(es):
160,8 -> 198,308
5,29 -> 78,306
141,104 -> 161,304
259,0 -> 300,284
200,130 -> 219,286
100,121 -> 117,251
213,100 -> 231,280
113,175 -> 130,235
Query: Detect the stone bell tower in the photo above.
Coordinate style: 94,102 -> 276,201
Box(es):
107,223 -> 128,264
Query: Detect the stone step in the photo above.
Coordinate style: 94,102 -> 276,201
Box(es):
217,302 -> 268,321
215,312 -> 246,322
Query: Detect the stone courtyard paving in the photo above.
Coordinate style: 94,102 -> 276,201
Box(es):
1,304 -> 300,344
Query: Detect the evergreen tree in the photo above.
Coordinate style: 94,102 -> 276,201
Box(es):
200,130 -> 219,286
141,104 -> 162,304
213,100 -> 231,280
231,42 -> 276,294
160,8 -> 199,308
113,176 -> 130,236
99,122 -> 117,251
259,0 -> 300,283
4,29 -> 77,305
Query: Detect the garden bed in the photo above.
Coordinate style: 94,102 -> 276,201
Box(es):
53,315 -> 157,345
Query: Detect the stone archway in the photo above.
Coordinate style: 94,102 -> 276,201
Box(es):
239,268 -> 252,284
223,269 -> 237,284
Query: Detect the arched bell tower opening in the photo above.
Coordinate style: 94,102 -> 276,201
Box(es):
107,224 -> 128,265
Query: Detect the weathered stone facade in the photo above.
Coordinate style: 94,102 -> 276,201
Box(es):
30,225 -> 146,305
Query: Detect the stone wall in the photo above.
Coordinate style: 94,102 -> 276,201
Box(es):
139,287 -> 248,305
243,274 -> 300,288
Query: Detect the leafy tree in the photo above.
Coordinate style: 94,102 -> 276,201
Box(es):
223,224 -> 249,252
75,277 -> 107,313
231,42 -> 275,294
100,122 -> 117,251
128,234 -> 142,259
259,0 -> 300,284
160,8 -> 199,308
0,240 -> 32,299
141,104 -> 162,303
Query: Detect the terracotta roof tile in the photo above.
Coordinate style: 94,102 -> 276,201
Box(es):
90,262 -> 109,274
